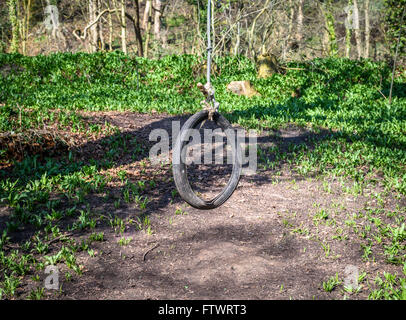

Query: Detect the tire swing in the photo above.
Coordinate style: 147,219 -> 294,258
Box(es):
172,0 -> 242,210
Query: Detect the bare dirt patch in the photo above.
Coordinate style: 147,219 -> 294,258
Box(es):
2,111 -> 404,300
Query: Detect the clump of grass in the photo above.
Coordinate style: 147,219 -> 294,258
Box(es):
322,273 -> 341,292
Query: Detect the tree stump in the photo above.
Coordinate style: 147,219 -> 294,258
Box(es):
256,53 -> 281,78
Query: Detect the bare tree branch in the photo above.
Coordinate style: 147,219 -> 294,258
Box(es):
73,8 -> 117,41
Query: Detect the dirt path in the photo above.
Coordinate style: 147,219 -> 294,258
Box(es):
17,112 -> 402,300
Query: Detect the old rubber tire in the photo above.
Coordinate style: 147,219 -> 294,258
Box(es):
172,110 -> 242,210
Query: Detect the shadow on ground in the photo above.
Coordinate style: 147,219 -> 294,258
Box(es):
0,104 -> 400,299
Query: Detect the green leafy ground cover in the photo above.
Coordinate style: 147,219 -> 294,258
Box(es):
0,52 -> 405,299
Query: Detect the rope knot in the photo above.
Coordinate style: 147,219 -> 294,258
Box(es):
197,82 -> 218,121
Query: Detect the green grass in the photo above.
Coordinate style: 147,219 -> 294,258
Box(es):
368,269 -> 406,300
1,52 -> 405,195
118,237 -> 133,246
0,52 -> 405,299
322,273 -> 341,292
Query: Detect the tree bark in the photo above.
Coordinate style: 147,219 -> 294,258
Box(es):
143,0 -> 152,29
234,21 -> 240,56
319,0 -> 338,57
345,0 -> 353,58
19,0 -> 32,55
88,0 -> 98,52
120,0 -> 127,54
73,9 -> 116,45
107,0 -> 113,51
284,0 -> 294,58
296,0 -> 304,47
133,0 -> 144,56
153,0 -> 163,41
17,1 -> 25,55
7,0 -> 19,53
144,0 -> 152,57
97,0 -> 104,50
26,0 -> 32,52
353,0 -> 362,59
364,0 -> 370,58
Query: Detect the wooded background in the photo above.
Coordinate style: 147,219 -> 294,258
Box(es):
0,0 -> 405,62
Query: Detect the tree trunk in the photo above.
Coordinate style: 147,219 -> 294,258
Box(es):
120,0 -> 127,54
97,0 -> 104,50
296,0 -> 304,47
7,0 -> 19,53
18,0 -> 32,55
153,0 -> 162,41
26,0 -> 32,53
364,0 -> 370,58
107,0 -> 113,51
88,0 -> 98,52
284,0 -> 294,58
320,0 -> 338,57
345,0 -> 353,58
353,0 -> 362,59
144,0 -> 152,57
17,1 -> 25,55
234,21 -> 240,56
143,0 -> 151,29
181,29 -> 186,54
112,0 -> 122,47
322,28 -> 329,56
133,0 -> 144,57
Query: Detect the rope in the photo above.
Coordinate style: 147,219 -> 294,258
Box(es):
206,0 -> 212,85
203,0 -> 221,120
206,0 -> 222,84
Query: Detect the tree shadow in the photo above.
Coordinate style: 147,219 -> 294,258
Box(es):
62,221 -> 334,299
0,110 -> 334,247
1,60 -> 404,248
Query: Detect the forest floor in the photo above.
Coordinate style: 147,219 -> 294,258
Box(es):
2,111 -> 402,300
